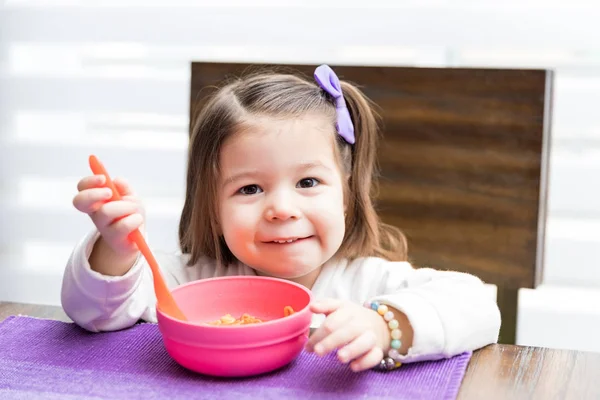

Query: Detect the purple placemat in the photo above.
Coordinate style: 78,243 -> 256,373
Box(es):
0,316 -> 471,399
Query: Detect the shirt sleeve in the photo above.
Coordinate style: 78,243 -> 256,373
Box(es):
317,257 -> 501,363
60,230 -> 158,332
61,229 -> 256,333
367,260 -> 501,363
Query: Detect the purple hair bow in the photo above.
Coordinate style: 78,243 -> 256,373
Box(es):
314,64 -> 355,144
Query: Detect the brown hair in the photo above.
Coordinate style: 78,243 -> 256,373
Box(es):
179,67 -> 407,267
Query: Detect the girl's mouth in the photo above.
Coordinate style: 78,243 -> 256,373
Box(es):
268,236 -> 312,244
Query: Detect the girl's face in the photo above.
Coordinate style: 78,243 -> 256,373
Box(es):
217,113 -> 346,288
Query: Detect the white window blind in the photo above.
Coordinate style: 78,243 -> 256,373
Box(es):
2,1 -> 600,309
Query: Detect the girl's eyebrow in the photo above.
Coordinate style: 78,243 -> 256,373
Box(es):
297,161 -> 334,173
223,170 -> 260,187
223,161 -> 334,187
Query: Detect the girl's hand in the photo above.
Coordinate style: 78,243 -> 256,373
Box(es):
305,299 -> 391,372
72,174 -> 145,258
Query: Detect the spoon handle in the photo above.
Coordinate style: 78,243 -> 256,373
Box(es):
88,155 -> 187,321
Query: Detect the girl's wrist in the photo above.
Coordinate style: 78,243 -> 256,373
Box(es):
90,237 -> 139,277
365,301 -> 414,360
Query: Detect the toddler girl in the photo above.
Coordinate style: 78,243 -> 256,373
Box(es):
63,64 -> 501,372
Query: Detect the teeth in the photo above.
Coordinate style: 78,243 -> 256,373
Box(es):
274,239 -> 295,243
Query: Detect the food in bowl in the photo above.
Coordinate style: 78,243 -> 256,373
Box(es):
207,313 -> 263,325
207,306 -> 296,326
283,305 -> 295,317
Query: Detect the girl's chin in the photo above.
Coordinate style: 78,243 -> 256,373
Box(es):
252,266 -> 318,280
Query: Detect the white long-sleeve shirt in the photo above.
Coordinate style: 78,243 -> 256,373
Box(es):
61,230 -> 501,363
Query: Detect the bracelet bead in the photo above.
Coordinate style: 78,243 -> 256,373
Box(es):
364,300 -> 403,371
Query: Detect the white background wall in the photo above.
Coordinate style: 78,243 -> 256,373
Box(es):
1,0 -> 599,352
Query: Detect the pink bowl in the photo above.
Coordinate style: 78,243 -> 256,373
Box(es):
156,276 -> 313,377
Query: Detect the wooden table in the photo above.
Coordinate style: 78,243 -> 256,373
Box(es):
2,302 -> 599,399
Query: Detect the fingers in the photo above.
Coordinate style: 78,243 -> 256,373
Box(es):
74,175 -> 112,214
76,175 -> 134,197
108,212 -> 144,237
98,212 -> 144,243
306,308 -> 350,354
113,177 -> 135,197
310,319 -> 359,357
309,299 -> 343,315
94,212 -> 143,255
73,173 -> 144,256
92,200 -> 141,229
73,187 -> 113,213
307,314 -> 382,371
77,175 -> 106,191
305,300 -> 386,373
349,346 -> 383,372
315,324 -> 366,362
337,331 -> 377,365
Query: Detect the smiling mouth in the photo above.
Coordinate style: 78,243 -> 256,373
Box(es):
267,236 -> 312,244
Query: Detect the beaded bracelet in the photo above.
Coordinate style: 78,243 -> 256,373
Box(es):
364,300 -> 402,371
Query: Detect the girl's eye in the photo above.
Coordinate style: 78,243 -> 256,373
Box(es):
239,185 -> 262,195
297,178 -> 319,189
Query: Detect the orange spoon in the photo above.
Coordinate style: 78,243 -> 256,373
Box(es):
88,155 -> 187,321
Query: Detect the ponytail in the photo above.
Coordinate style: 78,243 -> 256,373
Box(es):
337,81 -> 408,262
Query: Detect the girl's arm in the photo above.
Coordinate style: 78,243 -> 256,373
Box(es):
61,230 -> 162,332
320,258 -> 501,363
370,261 -> 501,363
61,229 -> 257,332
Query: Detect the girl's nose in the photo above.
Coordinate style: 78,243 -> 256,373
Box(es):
264,190 -> 300,221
